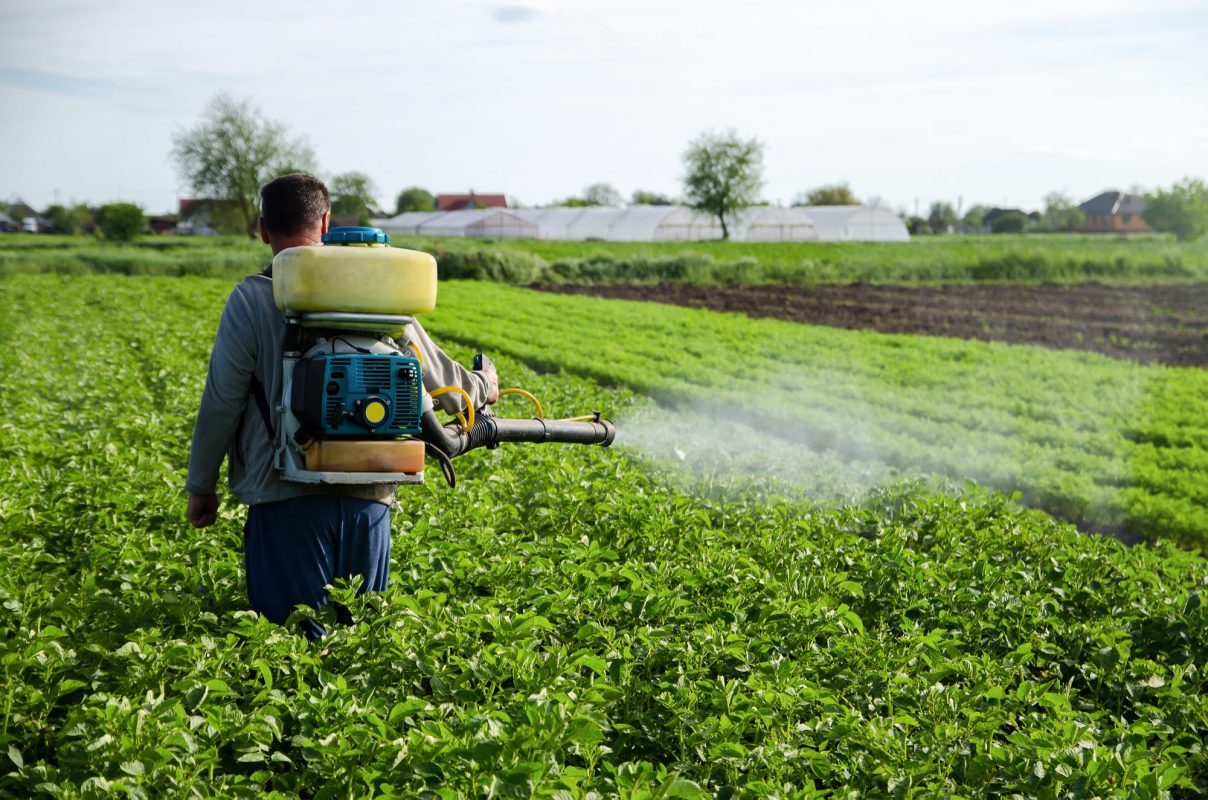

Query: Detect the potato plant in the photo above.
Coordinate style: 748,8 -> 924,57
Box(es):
0,275 -> 1205,798
425,281 -> 1208,550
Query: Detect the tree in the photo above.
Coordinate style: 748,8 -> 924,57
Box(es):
682,129 -> 764,239
170,92 -> 317,238
395,187 -> 435,214
330,171 -> 379,225
631,189 -> 674,205
991,210 -> 1029,234
97,203 -> 145,241
962,205 -> 990,229
583,183 -> 623,207
1040,192 -> 1086,232
794,183 -> 857,206
928,201 -> 958,234
43,204 -> 79,234
1144,177 -> 1208,241
903,215 -> 929,235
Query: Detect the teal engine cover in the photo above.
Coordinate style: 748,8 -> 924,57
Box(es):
291,353 -> 422,438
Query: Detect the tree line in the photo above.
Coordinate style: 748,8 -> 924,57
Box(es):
10,92 -> 1208,242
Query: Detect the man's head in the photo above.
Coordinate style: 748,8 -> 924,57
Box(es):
258,173 -> 330,253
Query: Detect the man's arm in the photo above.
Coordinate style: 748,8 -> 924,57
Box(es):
184,286 -> 260,524
408,321 -> 498,413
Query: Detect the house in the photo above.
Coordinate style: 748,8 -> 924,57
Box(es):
1078,190 -> 1149,233
6,199 -> 42,232
147,214 -> 178,235
435,192 -> 507,211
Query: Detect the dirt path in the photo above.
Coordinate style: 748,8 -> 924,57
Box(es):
536,283 -> 1208,368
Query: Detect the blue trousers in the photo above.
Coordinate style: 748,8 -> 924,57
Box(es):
244,494 -> 391,638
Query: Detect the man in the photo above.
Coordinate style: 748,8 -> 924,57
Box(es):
185,173 -> 495,636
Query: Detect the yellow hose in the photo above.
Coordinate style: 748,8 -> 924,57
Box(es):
430,386 -> 475,432
408,341 -> 424,367
498,388 -> 544,419
558,414 -> 598,423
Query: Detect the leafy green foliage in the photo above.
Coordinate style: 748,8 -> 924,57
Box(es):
682,130 -> 764,240
1144,177 -> 1208,242
0,275 -> 1206,796
583,183 -> 623,207
928,202 -> 958,234
1042,192 -> 1087,232
427,282 -> 1208,550
395,186 -> 436,214
631,190 -> 675,206
794,183 -> 858,207
170,92 -> 318,238
329,171 -> 379,225
6,234 -> 1208,288
97,203 -> 146,242
992,211 -> 1029,234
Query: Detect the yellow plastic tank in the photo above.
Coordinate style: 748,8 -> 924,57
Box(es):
273,241 -> 437,316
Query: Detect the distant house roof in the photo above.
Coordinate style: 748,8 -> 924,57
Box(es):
7,200 -> 37,219
1079,190 -> 1145,215
436,193 -> 507,211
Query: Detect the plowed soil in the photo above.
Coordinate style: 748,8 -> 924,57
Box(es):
537,283 -> 1208,368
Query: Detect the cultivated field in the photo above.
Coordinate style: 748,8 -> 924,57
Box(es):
1,272 -> 1206,797
542,282 -> 1208,368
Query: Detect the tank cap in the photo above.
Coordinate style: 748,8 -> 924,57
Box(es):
323,226 -> 390,244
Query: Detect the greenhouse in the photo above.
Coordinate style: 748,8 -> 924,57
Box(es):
377,209 -> 536,239
373,205 -> 907,242
798,205 -> 910,242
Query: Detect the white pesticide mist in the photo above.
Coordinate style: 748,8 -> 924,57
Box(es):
611,359 -> 1156,530
612,399 -> 919,507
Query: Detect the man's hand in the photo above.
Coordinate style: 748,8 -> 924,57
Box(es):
187,492 -> 219,528
482,362 -> 499,404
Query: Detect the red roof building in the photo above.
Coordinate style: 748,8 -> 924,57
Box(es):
436,192 -> 507,211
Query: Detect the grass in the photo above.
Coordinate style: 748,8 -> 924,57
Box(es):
3,232 -> 1207,286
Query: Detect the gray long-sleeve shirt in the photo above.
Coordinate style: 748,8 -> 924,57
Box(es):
185,272 -> 491,506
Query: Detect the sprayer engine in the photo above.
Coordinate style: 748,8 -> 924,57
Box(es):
290,350 -> 423,439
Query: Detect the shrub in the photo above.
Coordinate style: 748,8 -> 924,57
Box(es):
97,203 -> 146,242
991,211 -> 1029,234
435,249 -> 548,284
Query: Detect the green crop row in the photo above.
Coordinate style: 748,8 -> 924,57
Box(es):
420,282 -> 1208,550
1,274 -> 1206,797
5,232 -> 1208,286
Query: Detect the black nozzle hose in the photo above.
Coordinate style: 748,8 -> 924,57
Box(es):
491,417 -> 616,447
419,409 -> 614,458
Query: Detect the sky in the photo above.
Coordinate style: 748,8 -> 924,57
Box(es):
2,0 -> 1206,217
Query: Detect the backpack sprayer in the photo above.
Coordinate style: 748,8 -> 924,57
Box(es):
271,226 -> 615,487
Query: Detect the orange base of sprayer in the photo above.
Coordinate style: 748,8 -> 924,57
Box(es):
303,439 -> 426,473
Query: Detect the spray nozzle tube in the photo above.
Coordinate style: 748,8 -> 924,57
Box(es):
420,408 -> 615,459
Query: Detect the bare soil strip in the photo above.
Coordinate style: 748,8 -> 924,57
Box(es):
536,283 -> 1208,368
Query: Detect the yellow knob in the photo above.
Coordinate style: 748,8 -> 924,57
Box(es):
363,400 -> 387,425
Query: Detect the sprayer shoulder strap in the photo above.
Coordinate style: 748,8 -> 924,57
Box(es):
249,376 -> 275,441
249,265 -> 278,442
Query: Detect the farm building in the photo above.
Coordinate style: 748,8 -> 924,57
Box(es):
436,192 -> 508,211
373,205 -> 907,242
377,209 -> 536,239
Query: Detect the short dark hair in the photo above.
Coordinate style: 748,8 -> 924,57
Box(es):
259,173 -> 330,236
